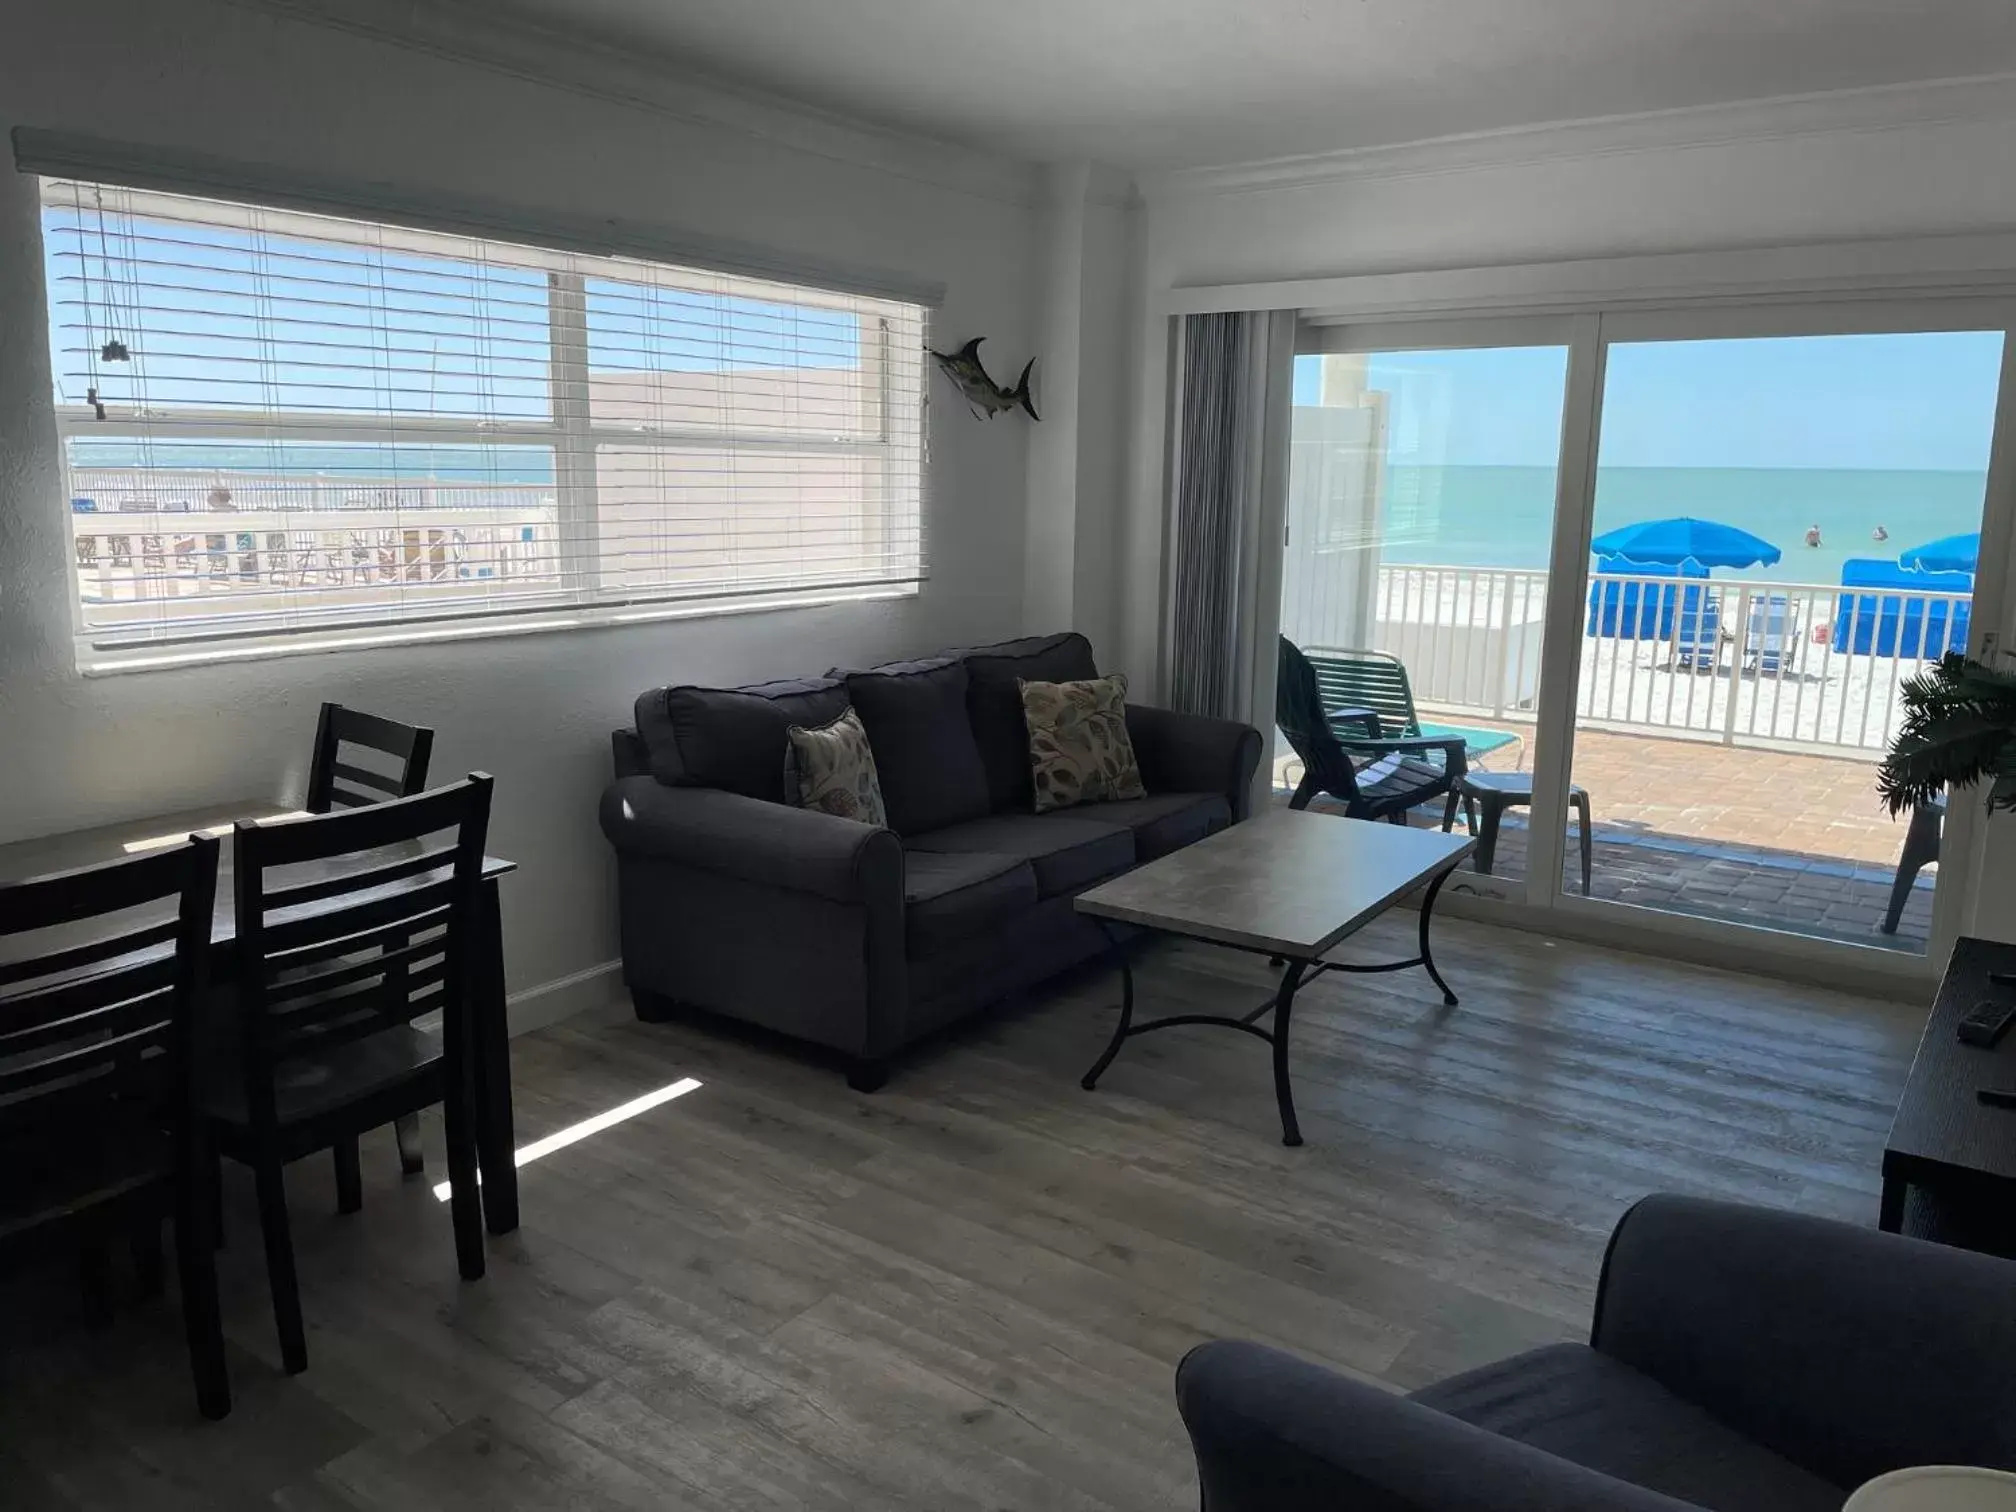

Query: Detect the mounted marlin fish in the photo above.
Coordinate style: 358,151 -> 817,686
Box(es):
929,337 -> 1040,421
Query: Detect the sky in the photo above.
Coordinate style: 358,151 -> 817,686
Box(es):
1294,331 -> 2007,471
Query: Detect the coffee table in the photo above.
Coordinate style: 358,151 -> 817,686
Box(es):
1074,809 -> 1475,1145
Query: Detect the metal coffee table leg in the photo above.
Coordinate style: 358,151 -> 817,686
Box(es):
1269,960 -> 1309,1146
1081,920 -> 1135,1090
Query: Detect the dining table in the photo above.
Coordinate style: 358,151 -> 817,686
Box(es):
0,799 -> 521,1234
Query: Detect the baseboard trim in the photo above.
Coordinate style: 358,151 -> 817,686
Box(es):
506,958 -> 627,1036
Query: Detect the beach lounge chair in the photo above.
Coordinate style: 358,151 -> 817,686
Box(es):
1743,593 -> 1799,674
1298,646 -> 1523,768
1670,588 -> 1723,672
1277,638 -> 1468,824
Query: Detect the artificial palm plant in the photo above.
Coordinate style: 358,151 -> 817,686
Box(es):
1879,652 -> 2016,815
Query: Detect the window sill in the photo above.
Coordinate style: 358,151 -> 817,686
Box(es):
77,584 -> 922,677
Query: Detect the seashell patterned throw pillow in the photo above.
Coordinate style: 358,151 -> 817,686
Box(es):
786,706 -> 888,826
1018,673 -> 1147,814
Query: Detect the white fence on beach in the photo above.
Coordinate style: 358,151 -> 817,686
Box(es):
1285,562 -> 1973,757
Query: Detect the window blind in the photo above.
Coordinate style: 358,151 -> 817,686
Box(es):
40,178 -> 928,660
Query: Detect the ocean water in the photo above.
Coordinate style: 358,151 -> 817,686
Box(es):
1386,465 -> 1987,584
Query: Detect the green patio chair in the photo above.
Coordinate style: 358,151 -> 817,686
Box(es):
1302,647 -> 1525,768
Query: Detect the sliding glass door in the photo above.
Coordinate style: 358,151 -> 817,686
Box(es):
1280,302 -> 2016,968
1280,322 -> 1571,896
1561,321 -> 2009,957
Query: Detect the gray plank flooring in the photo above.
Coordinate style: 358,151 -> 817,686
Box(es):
0,915 -> 1925,1509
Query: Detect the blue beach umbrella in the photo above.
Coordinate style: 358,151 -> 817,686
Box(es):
1898,532 -> 1979,575
1588,516 -> 1782,570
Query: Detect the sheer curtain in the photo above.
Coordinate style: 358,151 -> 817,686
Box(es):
1168,310 -> 1295,725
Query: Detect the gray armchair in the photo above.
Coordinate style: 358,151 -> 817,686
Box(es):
1177,1195 -> 2016,1512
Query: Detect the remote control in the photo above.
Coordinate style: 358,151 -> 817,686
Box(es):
1959,999 -> 2016,1048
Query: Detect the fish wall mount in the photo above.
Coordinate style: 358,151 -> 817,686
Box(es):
930,337 -> 1039,421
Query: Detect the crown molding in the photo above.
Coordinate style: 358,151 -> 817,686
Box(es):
218,0 -> 1042,207
1140,71 -> 2016,202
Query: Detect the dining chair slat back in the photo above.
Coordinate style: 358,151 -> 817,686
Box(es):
0,839 -> 217,1137
306,704 -> 434,814
234,779 -> 491,1079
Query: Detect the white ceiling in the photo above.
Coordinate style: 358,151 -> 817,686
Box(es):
470,0 -> 2016,171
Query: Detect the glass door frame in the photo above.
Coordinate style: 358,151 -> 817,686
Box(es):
1286,296 -> 2016,982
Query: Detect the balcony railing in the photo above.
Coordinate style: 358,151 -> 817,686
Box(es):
69,473 -> 560,631
1292,562 -> 1972,756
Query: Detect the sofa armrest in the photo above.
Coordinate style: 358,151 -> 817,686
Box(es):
1592,1194 -> 2016,1488
1126,704 -> 1264,821
599,778 -> 901,906
1177,1341 -> 1693,1512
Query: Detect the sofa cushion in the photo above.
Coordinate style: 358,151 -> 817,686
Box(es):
1022,673 -> 1148,813
635,678 -> 850,801
960,631 -> 1100,811
1075,791 -> 1231,862
1410,1344 -> 1841,1512
907,812 -> 1133,899
845,659 -> 992,836
902,850 -> 1037,958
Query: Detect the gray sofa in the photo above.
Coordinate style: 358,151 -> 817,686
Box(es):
1177,1194 -> 2016,1512
600,632 -> 1263,1088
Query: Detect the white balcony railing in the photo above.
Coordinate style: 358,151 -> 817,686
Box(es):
1290,562 -> 1971,757
69,471 -> 560,633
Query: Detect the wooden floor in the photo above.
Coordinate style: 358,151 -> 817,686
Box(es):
0,915 -> 1927,1510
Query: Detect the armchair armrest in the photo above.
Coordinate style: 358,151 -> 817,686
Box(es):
1592,1194 -> 2016,1488
1339,732 -> 1469,778
1126,704 -> 1264,820
1177,1341 -> 1692,1512
598,777 -> 900,905
1328,706 -> 1384,737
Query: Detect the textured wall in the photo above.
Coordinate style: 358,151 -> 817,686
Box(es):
0,0 -> 1038,1022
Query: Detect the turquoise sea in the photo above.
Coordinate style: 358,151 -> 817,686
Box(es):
1385,465 -> 1987,584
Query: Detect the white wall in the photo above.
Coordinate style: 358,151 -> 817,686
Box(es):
1022,164 -> 1136,662
1115,98 -> 2016,686
0,0 -> 1039,1022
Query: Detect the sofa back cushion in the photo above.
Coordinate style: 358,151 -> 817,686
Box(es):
960,632 -> 1100,811
634,678 -> 851,801
844,658 -> 992,835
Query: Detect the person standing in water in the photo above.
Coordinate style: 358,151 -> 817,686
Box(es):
1805,523 -> 1823,548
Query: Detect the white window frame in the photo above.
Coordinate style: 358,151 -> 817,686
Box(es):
41,180 -> 930,672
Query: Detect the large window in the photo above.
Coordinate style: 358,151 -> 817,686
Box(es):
41,179 -> 928,664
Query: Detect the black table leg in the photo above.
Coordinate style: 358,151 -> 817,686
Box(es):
1879,1171 -> 1906,1233
1082,922 -> 1136,1091
1270,960 -> 1309,1147
471,879 -> 518,1234
393,1113 -> 425,1177
1418,864 -> 1459,1007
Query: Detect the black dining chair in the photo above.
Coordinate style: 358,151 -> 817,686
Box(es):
1276,635 -> 1468,824
305,702 -> 436,1197
207,776 -> 492,1375
0,836 -> 229,1419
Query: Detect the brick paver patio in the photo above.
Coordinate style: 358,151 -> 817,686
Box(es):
1273,720 -> 1935,952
